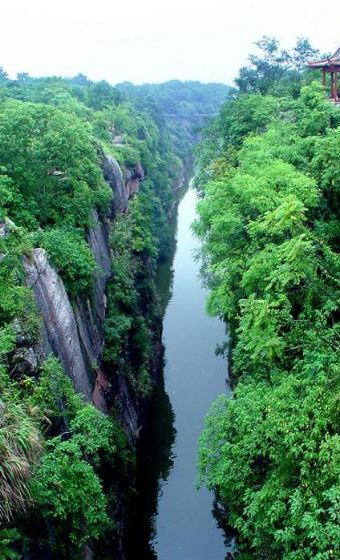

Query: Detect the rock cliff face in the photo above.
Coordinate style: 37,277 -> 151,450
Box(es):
23,155 -> 144,438
102,155 -> 129,214
23,248 -> 93,400
102,154 -> 145,215
125,162 -> 145,199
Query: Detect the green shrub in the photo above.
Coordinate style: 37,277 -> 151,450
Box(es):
33,436 -> 110,553
39,228 -> 97,297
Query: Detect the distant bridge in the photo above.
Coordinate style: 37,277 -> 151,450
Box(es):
163,113 -> 218,118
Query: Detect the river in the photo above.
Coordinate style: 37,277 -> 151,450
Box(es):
125,185 -> 231,560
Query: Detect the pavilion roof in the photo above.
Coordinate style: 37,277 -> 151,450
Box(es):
308,46 -> 340,69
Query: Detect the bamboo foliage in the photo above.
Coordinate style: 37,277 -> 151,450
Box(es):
0,400 -> 41,523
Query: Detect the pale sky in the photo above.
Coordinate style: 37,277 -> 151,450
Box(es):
0,0 -> 339,86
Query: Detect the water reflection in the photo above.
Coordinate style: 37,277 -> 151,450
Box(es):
212,497 -> 237,558
124,188 -> 184,560
125,357 -> 176,560
125,185 -> 230,560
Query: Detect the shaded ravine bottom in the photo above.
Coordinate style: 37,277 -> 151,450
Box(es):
124,186 -> 234,560
124,355 -> 176,560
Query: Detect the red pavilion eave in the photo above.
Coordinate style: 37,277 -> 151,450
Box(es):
308,46 -> 340,102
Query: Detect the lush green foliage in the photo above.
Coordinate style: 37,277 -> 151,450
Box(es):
196,45 -> 340,559
116,80 -> 230,159
32,398 -> 117,554
0,529 -> 20,560
235,36 -> 319,96
0,399 -> 41,524
0,66 -> 230,557
28,357 -> 133,557
103,204 -> 158,398
38,228 -> 97,297
0,100 -> 111,229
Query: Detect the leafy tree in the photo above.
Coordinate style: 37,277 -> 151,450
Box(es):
0,67 -> 8,83
196,76 -> 340,559
16,73 -> 31,83
291,37 -> 320,71
87,80 -> 119,111
69,73 -> 89,87
235,36 -> 319,96
38,228 -> 97,297
0,100 -> 111,228
33,436 -> 110,554
0,529 -> 20,560
29,359 -> 128,555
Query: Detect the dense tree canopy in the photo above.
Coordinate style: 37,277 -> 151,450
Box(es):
196,41 -> 340,560
235,36 -> 320,96
116,80 -> 230,159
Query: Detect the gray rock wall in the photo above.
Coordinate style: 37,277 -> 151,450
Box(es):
102,154 -> 129,214
23,248 -> 93,400
22,156 -> 145,433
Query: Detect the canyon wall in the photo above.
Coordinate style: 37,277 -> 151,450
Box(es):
21,155 -> 146,441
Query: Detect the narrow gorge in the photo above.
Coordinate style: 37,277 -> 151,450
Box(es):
3,34 -> 340,560
0,75 -> 230,560
3,6 -> 340,559
125,186 -> 232,560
